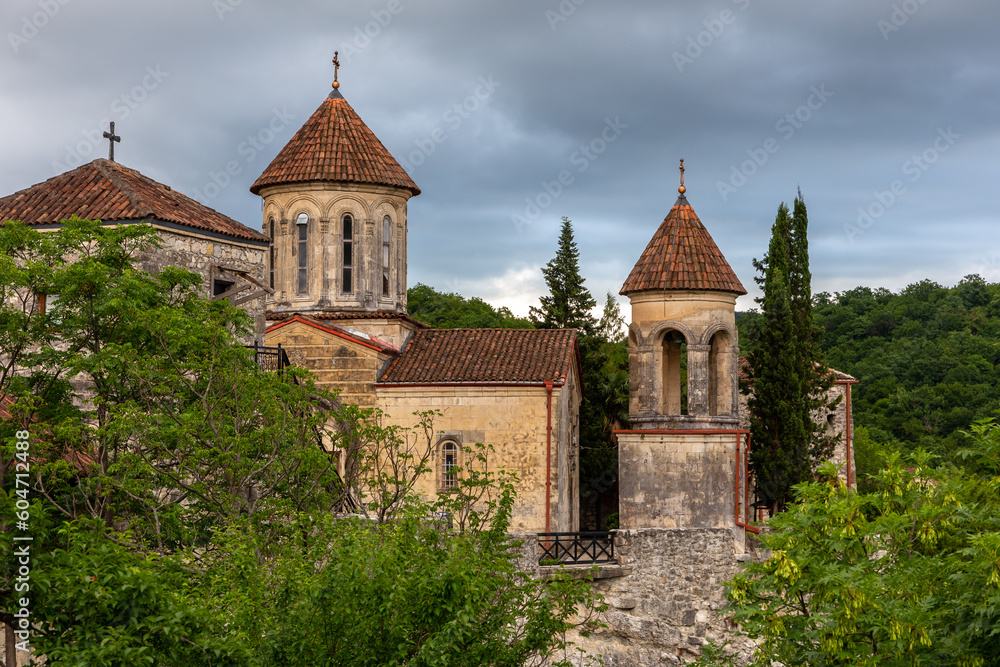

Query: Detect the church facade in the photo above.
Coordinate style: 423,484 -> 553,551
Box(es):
253,81 -> 583,534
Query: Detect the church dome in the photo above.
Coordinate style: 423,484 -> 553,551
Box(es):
250,88 -> 420,196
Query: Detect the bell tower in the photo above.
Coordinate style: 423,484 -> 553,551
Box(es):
615,162 -> 752,546
251,55 -> 420,346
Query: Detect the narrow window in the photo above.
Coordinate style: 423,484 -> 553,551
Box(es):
441,441 -> 458,490
268,217 -> 276,290
342,214 -> 353,294
296,213 -> 308,295
661,330 -> 688,415
382,216 -> 391,296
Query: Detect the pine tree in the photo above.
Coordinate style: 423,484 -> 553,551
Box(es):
529,217 -> 597,332
597,291 -> 626,343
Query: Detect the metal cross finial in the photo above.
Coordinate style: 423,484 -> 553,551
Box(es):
332,51 -> 341,89
678,158 -> 686,195
103,122 -> 121,161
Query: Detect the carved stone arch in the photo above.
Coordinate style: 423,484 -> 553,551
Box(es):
325,194 -> 372,221
627,323 -> 644,347
698,321 -> 738,346
647,320 -> 697,347
263,202 -> 282,228
283,195 -> 324,221
370,196 -> 399,216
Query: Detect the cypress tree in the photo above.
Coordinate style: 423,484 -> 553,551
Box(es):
788,193 -> 838,467
529,217 -> 597,332
748,203 -> 810,508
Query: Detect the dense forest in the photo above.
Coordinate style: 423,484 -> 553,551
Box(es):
739,274 -> 1000,471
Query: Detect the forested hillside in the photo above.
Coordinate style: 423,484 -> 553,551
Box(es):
741,274 -> 1000,465
407,283 -> 533,329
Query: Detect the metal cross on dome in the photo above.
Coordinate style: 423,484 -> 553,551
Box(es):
332,51 -> 341,89
103,122 -> 121,161
678,158 -> 686,195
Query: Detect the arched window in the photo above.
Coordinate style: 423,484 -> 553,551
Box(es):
708,330 -> 732,416
296,213 -> 308,295
268,217 -> 276,290
441,441 -> 459,490
342,214 -> 353,294
382,216 -> 391,296
661,330 -> 688,415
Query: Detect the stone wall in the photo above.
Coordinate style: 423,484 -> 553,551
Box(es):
515,528 -> 756,666
376,381 -> 580,533
135,227 -> 268,340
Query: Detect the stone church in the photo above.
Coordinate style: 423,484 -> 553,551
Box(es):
0,65 -> 855,544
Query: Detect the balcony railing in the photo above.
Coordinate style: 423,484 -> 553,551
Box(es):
247,342 -> 290,373
537,531 -> 615,565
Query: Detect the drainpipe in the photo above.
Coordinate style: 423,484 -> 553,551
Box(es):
846,382 -> 853,490
735,432 -> 760,535
545,380 -> 554,534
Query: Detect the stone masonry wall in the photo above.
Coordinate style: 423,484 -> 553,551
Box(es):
515,528 -> 755,666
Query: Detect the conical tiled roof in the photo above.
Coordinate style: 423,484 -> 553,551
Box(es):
250,89 -> 420,196
0,159 -> 267,242
620,194 -> 746,295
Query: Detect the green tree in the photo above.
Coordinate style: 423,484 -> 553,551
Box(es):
529,218 -> 596,332
596,292 -> 626,344
746,203 -> 811,508
725,420 -> 1000,666
407,283 -> 532,329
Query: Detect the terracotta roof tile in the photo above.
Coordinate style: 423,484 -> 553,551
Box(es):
0,159 -> 267,242
250,90 -> 420,196
621,194 -> 746,295
377,328 -> 578,385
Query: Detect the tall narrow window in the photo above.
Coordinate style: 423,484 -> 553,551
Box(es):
342,214 -> 353,293
382,216 -> 391,296
441,441 -> 458,490
296,213 -> 308,295
268,217 -> 276,290
661,330 -> 688,415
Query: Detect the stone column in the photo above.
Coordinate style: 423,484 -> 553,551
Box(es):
686,343 -> 711,416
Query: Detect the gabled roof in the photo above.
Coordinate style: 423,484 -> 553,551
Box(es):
377,328 -> 578,385
250,89 -> 420,196
0,159 -> 267,243
621,194 -> 746,296
266,309 -> 429,329
266,314 -> 400,355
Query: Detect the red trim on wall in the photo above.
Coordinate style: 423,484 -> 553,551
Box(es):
375,381 -> 566,389
545,380 -> 554,534
266,315 -> 399,354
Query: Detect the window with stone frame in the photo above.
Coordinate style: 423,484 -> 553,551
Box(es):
342,214 -> 353,294
296,213 -> 308,295
440,440 -> 459,491
382,216 -> 391,296
268,217 -> 276,290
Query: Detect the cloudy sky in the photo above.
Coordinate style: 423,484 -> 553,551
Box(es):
2,0 -> 998,315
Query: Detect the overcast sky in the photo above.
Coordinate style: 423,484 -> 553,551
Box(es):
2,0 -> 998,316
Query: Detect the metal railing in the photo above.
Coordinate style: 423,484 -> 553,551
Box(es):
247,342 -> 290,373
537,531 -> 615,565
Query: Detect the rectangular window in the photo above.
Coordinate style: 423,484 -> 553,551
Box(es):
268,219 -> 275,290
297,222 -> 308,294
342,216 -> 353,294
382,218 -> 391,296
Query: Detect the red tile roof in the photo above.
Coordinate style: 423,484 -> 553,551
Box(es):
621,194 -> 746,296
377,328 -> 578,385
267,309 -> 429,329
0,159 -> 267,243
250,90 -> 420,196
